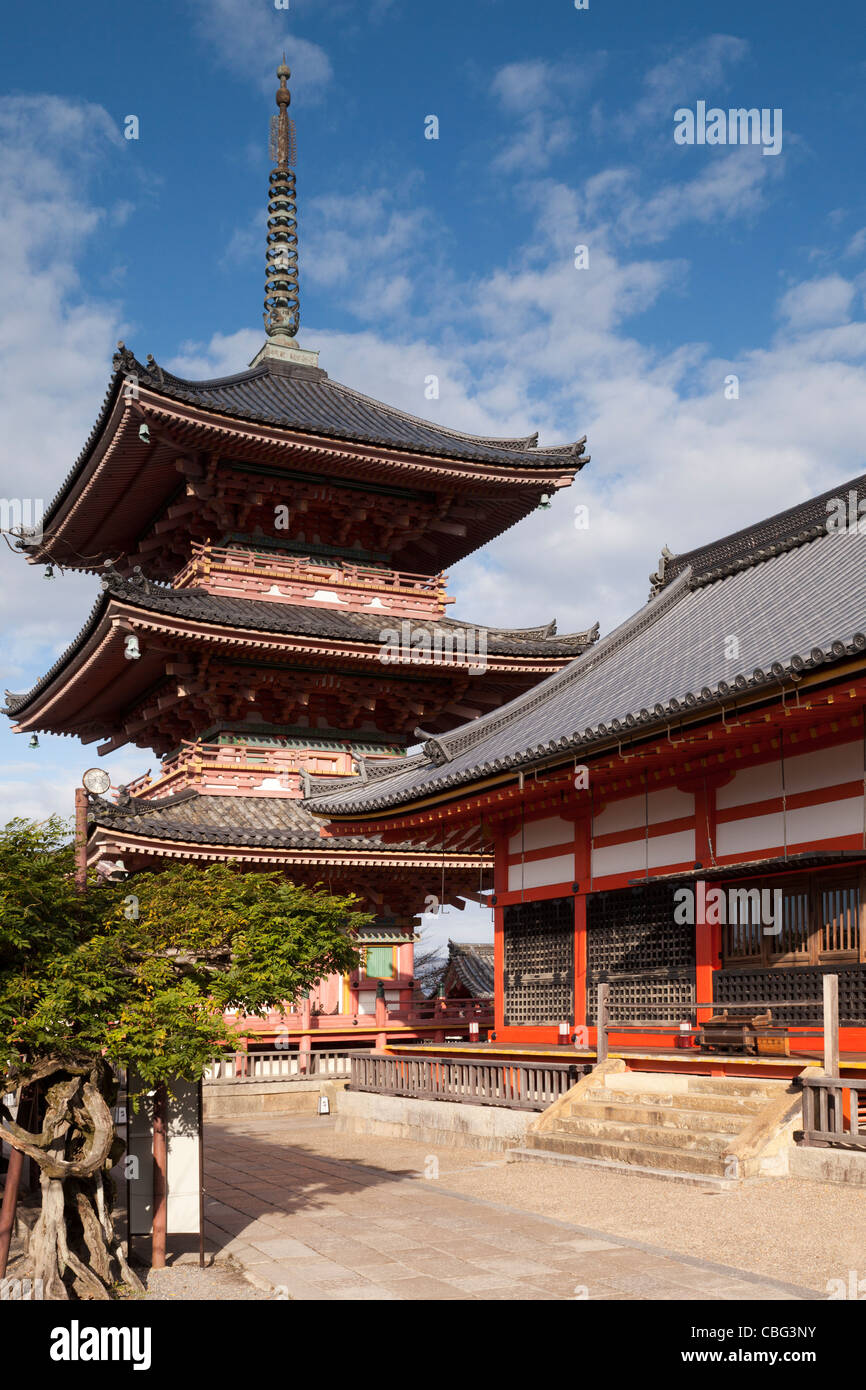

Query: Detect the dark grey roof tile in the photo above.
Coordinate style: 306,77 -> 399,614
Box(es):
306,510 -> 866,816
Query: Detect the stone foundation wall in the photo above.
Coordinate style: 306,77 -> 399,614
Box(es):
203,1078 -> 347,1119
334,1089 -> 533,1151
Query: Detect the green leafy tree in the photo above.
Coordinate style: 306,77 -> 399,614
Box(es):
0,816 -> 364,1299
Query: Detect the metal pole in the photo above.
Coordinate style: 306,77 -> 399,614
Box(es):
596,983 -> 609,1064
197,1079 -> 205,1270
823,973 -> 839,1078
151,1082 -> 168,1269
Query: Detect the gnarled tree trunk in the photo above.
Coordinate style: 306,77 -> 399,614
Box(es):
0,1056 -> 143,1300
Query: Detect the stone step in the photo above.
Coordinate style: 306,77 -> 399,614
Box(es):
572,1099 -> 745,1134
521,1129 -> 735,1177
685,1077 -> 789,1099
579,1086 -> 767,1116
556,1116 -> 735,1153
509,1146 -> 737,1189
598,1072 -> 786,1100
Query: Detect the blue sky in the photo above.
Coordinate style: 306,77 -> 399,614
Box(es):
1,0 -> 866,944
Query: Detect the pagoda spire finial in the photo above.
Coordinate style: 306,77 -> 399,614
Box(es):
264,58 -> 299,341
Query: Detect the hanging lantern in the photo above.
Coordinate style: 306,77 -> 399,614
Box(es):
28,735 -> 39,748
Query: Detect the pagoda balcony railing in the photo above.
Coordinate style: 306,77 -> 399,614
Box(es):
232,995 -> 494,1034
173,543 -> 453,616
125,739 -> 387,799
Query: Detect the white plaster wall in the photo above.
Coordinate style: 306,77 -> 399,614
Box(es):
508,816 -> 573,855
507,852 -> 574,892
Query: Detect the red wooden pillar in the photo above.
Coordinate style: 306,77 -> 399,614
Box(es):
573,815 -> 591,1038
492,832 -> 508,1035
151,1082 -> 168,1270
693,780 -> 721,1024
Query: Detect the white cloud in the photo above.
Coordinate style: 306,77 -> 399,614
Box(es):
616,34 -> 750,138
0,95 -> 127,648
777,274 -> 855,330
188,0 -> 332,100
844,226 -> 866,259
489,58 -> 603,174
617,148 -> 773,243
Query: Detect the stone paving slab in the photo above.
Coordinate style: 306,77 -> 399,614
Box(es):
201,1114 -> 823,1302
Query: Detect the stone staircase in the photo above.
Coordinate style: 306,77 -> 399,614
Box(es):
511,1059 -> 802,1185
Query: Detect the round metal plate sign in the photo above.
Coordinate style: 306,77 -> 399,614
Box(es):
82,768 -> 111,795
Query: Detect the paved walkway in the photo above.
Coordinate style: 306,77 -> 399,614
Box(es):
203,1116 -> 818,1301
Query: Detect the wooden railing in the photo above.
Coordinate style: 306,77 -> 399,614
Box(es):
126,740 -> 380,798
348,1053 -> 585,1110
204,1051 -> 352,1084
174,543 -> 450,602
800,1075 -> 866,1149
596,974 -> 841,1061
395,995 -> 494,1027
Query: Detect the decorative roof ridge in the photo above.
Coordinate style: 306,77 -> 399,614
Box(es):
146,359 -> 271,391
87,787 -> 201,822
550,621 -> 601,646
305,752 -> 424,805
327,377 -> 547,453
328,377 -> 589,461
687,522 -> 828,588
486,620 -> 556,639
660,470 -> 866,590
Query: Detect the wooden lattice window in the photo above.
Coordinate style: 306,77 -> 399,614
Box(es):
818,878 -> 861,959
724,888 -> 764,962
722,870 -> 865,968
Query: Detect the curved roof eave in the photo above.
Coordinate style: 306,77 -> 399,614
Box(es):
32,348 -> 590,540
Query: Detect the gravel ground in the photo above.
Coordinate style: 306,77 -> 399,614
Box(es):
141,1261 -> 270,1300
1,1232 -> 270,1301
225,1116 -> 865,1294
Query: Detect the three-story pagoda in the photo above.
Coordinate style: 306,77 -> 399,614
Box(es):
5,62 -> 596,1036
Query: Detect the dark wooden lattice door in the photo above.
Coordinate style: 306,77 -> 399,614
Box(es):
586,883 -> 695,1025
503,896 -> 574,1026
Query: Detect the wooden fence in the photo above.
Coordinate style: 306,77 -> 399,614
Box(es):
800,1075 -> 866,1149
348,1052 -> 585,1111
204,1051 -> 352,1083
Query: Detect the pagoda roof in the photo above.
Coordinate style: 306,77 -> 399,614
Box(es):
305,471 -> 866,819
85,788 -> 484,862
4,574 -> 598,725
110,352 -> 585,468
441,940 -> 495,998
87,788 -> 412,852
26,349 -> 588,576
